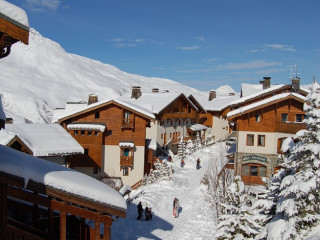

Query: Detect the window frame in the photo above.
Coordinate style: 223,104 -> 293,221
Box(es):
246,134 -> 254,146
295,114 -> 303,123
281,113 -> 288,122
257,135 -> 266,147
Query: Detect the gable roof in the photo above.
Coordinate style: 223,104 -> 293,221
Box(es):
227,93 -> 306,119
117,92 -> 198,115
1,123 -> 84,156
53,99 -> 155,123
194,92 -> 241,112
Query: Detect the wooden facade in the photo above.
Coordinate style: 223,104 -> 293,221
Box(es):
228,92 -> 306,185
57,100 -> 153,186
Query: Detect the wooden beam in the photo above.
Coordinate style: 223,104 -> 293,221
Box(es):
0,16 -> 29,44
60,211 -> 66,240
0,184 -> 8,240
103,224 -> 111,240
94,221 -> 100,240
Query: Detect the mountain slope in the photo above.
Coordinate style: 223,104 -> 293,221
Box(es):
0,29 -> 204,123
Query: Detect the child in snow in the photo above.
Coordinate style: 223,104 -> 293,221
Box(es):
145,206 -> 151,221
180,160 -> 185,167
173,198 -> 179,218
196,158 -> 201,169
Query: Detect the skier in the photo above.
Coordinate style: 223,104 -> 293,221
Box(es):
196,158 -> 201,169
148,207 -> 153,220
173,198 -> 179,218
180,159 -> 185,167
137,202 -> 143,220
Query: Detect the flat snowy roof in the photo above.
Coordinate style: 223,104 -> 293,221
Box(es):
0,0 -> 29,29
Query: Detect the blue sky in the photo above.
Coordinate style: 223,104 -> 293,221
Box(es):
8,0 -> 320,92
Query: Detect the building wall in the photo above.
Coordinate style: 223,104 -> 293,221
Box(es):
103,145 -> 145,187
41,156 -> 66,166
211,116 -> 230,141
73,167 -> 102,179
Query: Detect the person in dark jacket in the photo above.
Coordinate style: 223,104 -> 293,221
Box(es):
145,206 -> 151,221
137,202 -> 143,220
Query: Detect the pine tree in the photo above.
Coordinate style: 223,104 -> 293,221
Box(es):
195,132 -> 202,150
215,176 -> 261,240
260,82 -> 320,239
185,139 -> 194,155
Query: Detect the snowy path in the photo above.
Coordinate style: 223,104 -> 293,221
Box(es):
111,143 -> 224,240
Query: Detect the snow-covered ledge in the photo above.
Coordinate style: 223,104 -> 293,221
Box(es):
67,123 -> 106,132
119,142 -> 135,148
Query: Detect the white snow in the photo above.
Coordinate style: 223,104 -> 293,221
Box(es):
0,128 -> 15,144
2,123 -> 83,156
67,123 -> 106,132
111,143 -> 226,239
119,142 -> 135,148
147,139 -> 157,150
0,0 -> 29,28
0,29 -> 203,124
189,124 -> 208,131
0,145 -> 126,212
0,95 -> 5,120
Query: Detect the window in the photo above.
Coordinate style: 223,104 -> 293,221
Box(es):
94,131 -> 99,136
107,130 -> 112,136
255,113 -> 261,122
81,130 -> 85,136
95,112 -> 100,119
123,167 -> 129,176
88,130 -> 92,136
74,130 -> 78,135
246,134 -> 254,146
257,135 -> 265,146
281,113 -> 288,122
124,111 -> 131,124
161,134 -> 163,139
123,148 -> 130,157
242,164 -> 267,177
296,114 -> 303,122
277,137 -> 286,153
242,165 -> 250,176
84,148 -> 89,155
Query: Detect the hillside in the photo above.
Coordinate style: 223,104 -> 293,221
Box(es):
0,29 -> 208,123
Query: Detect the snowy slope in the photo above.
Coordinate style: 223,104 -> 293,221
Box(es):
0,29 -> 205,123
111,143 -> 227,239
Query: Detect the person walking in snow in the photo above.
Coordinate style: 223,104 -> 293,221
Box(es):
145,206 -> 151,221
173,198 -> 179,218
196,158 -> 201,169
137,202 -> 143,220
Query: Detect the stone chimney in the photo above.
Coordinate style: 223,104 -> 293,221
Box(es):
131,86 -> 141,99
152,88 -> 159,93
88,94 -> 98,105
208,90 -> 216,101
260,77 -> 271,90
291,77 -> 300,92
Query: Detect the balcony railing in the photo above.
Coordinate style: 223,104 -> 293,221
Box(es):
241,121 -> 305,134
161,112 -> 196,120
120,156 -> 133,166
121,119 -> 134,129
274,121 -> 305,134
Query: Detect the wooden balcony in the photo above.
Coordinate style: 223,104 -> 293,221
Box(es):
275,121 -> 305,134
121,119 -> 134,129
120,156 -> 133,166
161,112 -> 196,120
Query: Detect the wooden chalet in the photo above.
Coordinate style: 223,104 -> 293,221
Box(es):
0,0 -> 29,59
227,77 -> 307,185
54,95 -> 155,188
118,87 -> 202,155
0,145 -> 126,240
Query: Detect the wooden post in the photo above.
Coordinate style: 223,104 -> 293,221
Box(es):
48,207 -> 54,240
94,221 -> 100,240
0,184 -> 8,240
60,211 -> 66,240
103,224 -> 111,240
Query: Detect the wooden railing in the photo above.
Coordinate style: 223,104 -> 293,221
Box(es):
274,121 -> 305,134
121,119 -> 134,129
120,156 -> 133,166
241,121 -> 305,134
161,112 -> 196,120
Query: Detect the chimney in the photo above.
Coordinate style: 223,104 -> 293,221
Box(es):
208,90 -> 216,101
152,88 -> 159,93
88,94 -> 98,105
260,77 -> 271,90
291,77 -> 300,92
131,86 -> 141,99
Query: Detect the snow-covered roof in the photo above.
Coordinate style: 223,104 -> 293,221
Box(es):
0,145 -> 126,212
67,123 -> 106,132
200,93 -> 241,111
0,128 -> 15,144
0,95 -> 6,120
118,92 -> 198,115
146,138 -> 157,150
0,0 -> 29,29
53,99 -> 155,123
227,93 -> 306,118
3,123 -> 84,156
189,124 -> 208,131
231,84 -> 286,106
119,142 -> 135,148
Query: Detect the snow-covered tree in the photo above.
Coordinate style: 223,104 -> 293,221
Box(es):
260,82 -> 320,239
177,137 -> 186,165
142,160 -> 172,185
214,176 -> 261,240
195,132 -> 202,150
185,139 -> 195,155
